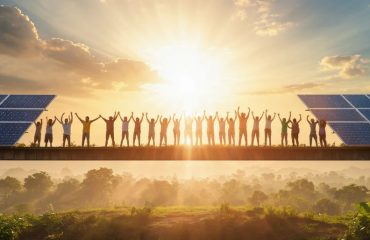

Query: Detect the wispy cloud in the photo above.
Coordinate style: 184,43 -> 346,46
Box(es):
320,55 -> 369,79
246,82 -> 325,95
233,0 -> 294,36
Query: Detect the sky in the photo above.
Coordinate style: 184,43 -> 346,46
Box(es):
0,0 -> 370,147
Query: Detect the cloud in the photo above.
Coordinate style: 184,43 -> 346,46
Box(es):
0,5 -> 161,96
320,55 -> 369,79
233,0 -> 294,36
247,82 -> 325,95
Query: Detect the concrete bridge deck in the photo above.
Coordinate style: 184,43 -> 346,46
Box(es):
0,146 -> 369,160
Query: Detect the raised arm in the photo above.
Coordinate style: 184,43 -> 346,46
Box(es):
129,112 -> 134,122
59,113 -> 65,124
90,116 -> 101,123
155,115 -> 159,124
160,116 -> 163,124
75,113 -> 84,123
113,111 -> 119,121
252,111 -> 255,119
216,112 -> 220,122
168,115 -> 172,122
213,113 -> 217,121
118,112 -> 124,121
52,116 -> 57,125
271,113 -> 276,121
260,111 -> 265,120
140,113 -> 144,123
306,115 -> 310,124
236,106 -> 241,119
146,113 -> 150,123
246,107 -> 251,119
298,114 -> 302,123
69,112 -> 73,123
278,113 -> 282,122
288,112 -> 292,121
172,114 -> 176,123
99,115 -> 108,122
226,112 -> 229,123
265,110 -> 268,120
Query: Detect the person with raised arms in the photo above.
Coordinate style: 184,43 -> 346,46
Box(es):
278,112 -> 291,147
173,113 -> 182,146
307,115 -> 319,147
205,111 -> 217,145
319,119 -> 327,147
44,116 -> 57,147
56,112 -> 73,147
33,119 -> 42,147
119,112 -> 133,147
236,106 -> 250,146
159,115 -> 172,146
75,113 -> 100,147
251,111 -> 264,146
264,110 -> 276,146
100,112 -> 119,147
133,113 -> 144,146
289,114 -> 302,147
216,112 -> 226,145
146,113 -> 159,146
226,112 -> 237,146
194,112 -> 205,146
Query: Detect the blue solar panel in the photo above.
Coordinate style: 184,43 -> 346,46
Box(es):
330,123 -> 370,145
299,95 -> 351,108
0,95 -> 54,109
0,123 -> 31,145
0,110 -> 43,122
359,109 -> 370,121
0,95 -> 7,104
343,95 -> 370,108
310,109 -> 365,122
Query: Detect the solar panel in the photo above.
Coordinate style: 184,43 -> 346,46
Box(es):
310,109 -> 366,122
298,95 -> 351,108
359,109 -> 370,121
0,95 -> 55,109
0,123 -> 30,146
0,110 -> 43,122
0,95 -> 56,146
330,123 -> 370,145
343,95 -> 370,108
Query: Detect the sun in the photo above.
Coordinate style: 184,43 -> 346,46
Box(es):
143,41 -> 228,111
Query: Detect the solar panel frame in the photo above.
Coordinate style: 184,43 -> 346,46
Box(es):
298,95 -> 352,109
0,95 -> 55,109
343,95 -> 370,108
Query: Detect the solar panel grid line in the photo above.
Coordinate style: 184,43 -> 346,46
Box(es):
341,95 -> 370,124
0,95 -> 10,107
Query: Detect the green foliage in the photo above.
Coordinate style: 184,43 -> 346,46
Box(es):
343,202 -> 370,240
0,215 -> 32,240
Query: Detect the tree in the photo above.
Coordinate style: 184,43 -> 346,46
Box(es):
24,172 -> 53,195
0,177 -> 21,197
249,190 -> 268,206
335,184 -> 369,210
313,198 -> 341,215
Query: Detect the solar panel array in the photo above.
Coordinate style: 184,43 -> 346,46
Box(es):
0,95 -> 55,146
298,94 -> 370,146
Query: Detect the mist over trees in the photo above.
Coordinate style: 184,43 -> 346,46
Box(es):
0,168 -> 369,215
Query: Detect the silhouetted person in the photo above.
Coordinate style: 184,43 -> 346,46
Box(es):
251,111 -> 264,146
133,113 -> 144,146
146,113 -> 159,146
56,112 -> 73,147
119,112 -> 133,147
184,116 -> 193,145
319,119 -> 327,147
278,112 -> 291,147
33,119 -> 42,147
194,112 -> 205,146
205,111 -> 216,145
307,115 -> 318,147
216,112 -> 226,145
264,110 -> 276,146
289,114 -> 302,147
226,112 -> 237,146
173,113 -> 182,146
45,117 -> 57,147
236,106 -> 250,146
100,112 -> 119,147
75,113 -> 100,147
160,115 -> 171,146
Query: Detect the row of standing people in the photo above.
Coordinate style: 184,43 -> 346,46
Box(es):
33,107 -> 327,147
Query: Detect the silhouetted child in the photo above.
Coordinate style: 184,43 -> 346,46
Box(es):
236,106 -> 250,146
251,111 -> 265,146
146,113 -> 159,146
119,112 -> 133,147
160,115 -> 171,146
264,110 -> 276,146
216,112 -> 226,145
45,117 -> 57,147
133,113 -> 144,146
278,112 -> 291,147
319,120 -> 327,147
307,115 -> 319,147
56,112 -> 73,147
33,119 -> 42,147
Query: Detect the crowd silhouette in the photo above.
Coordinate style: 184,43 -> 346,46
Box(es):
33,107 -> 328,148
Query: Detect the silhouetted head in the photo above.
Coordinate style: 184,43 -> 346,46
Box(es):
220,118 -> 224,121
151,118 -> 155,123
310,118 -> 315,123
208,115 -> 212,119
109,116 -> 113,121
48,119 -> 52,125
282,118 -> 286,122
254,116 -> 258,120
36,121 -> 41,126
197,116 -> 201,120
293,118 -> 297,123
85,116 -> 89,121
241,113 -> 246,117
124,116 -> 128,121
64,118 -> 69,124
230,118 -> 234,122
163,118 -> 168,123
135,117 -> 139,122
268,115 -> 272,120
